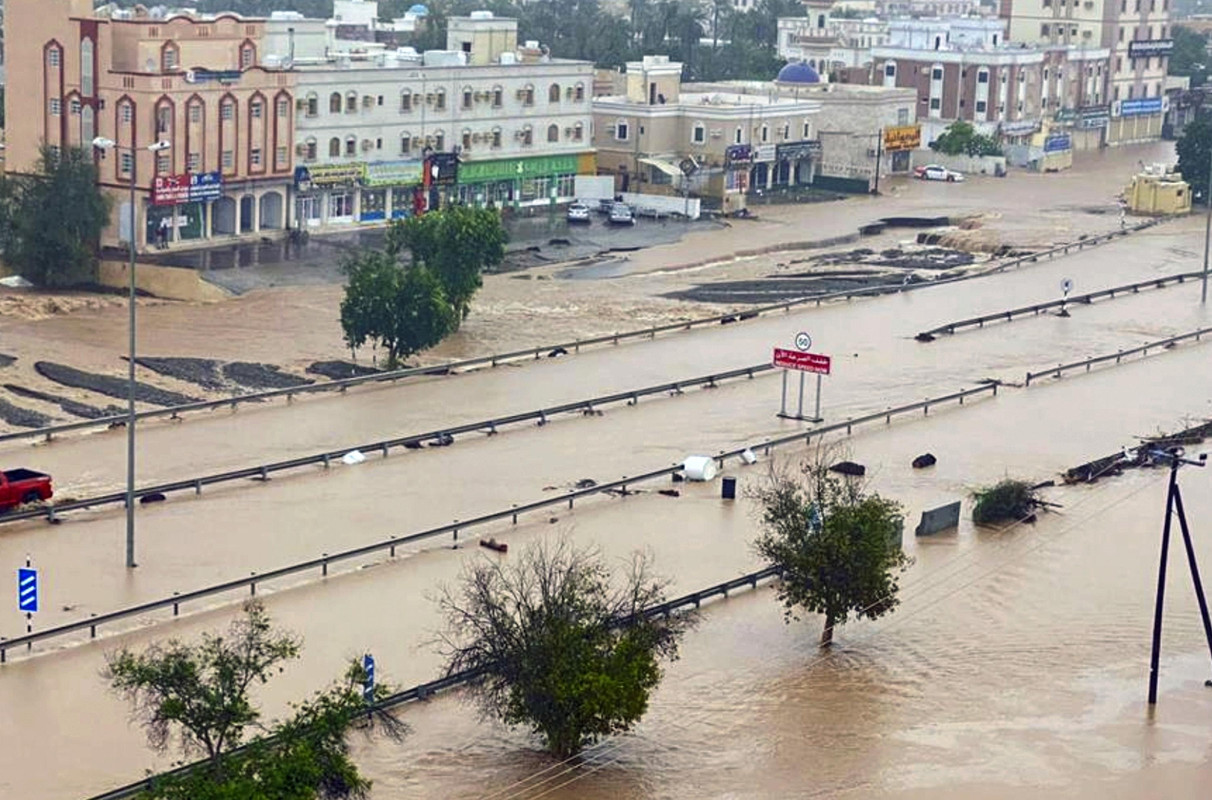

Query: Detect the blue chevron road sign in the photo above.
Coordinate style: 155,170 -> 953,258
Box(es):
17,568 -> 37,614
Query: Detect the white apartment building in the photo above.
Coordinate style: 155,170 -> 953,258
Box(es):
287,13 -> 594,229
1002,0 -> 1170,142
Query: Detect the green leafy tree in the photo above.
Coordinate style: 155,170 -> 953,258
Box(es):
753,449 -> 911,646
1177,114 -> 1212,204
339,249 -> 457,367
436,538 -> 691,758
107,602 -> 406,800
931,120 -> 1003,157
385,205 -> 506,323
5,145 -> 112,288
1169,25 -> 1210,87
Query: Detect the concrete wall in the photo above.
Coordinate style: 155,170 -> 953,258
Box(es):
99,260 -> 229,302
921,152 -> 1006,176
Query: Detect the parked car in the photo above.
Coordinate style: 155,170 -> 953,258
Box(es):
597,198 -> 616,215
566,202 -> 591,223
914,164 -> 965,182
0,468 -> 53,512
608,203 -> 636,225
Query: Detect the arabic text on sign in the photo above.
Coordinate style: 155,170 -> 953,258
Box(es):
772,348 -> 832,375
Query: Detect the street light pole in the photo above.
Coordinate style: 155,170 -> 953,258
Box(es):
1203,147 -> 1211,304
92,136 -> 169,569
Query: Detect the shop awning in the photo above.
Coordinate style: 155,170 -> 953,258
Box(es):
638,157 -> 685,180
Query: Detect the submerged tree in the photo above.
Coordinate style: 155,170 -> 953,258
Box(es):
105,601 -> 405,799
753,447 -> 911,646
436,537 -> 691,757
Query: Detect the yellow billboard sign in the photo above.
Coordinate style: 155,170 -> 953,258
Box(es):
884,125 -> 921,152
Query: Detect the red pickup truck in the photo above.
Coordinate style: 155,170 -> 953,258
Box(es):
0,468 -> 54,511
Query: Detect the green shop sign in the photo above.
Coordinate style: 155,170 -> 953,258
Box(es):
458,154 -> 580,184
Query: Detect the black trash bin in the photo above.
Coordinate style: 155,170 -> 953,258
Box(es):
721,476 -> 737,500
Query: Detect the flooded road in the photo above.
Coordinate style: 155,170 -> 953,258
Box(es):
2,143 -> 1212,799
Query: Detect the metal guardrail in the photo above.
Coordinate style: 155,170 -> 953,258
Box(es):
1,220 -> 1153,448
1023,326 -> 1212,386
1,383 -> 998,663
1,364 -> 771,526
83,565 -> 784,800
917,269 -> 1203,339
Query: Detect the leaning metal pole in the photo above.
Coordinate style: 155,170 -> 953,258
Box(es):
126,152 -> 137,569
1202,149 -> 1211,304
1147,458 -> 1178,705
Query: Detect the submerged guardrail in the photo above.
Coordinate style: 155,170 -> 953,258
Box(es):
0,382 -> 997,664
1,364 -> 771,526
1024,326 -> 1212,386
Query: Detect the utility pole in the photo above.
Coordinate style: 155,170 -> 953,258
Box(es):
1145,446 -> 1212,706
1202,147 -> 1211,304
872,129 -> 883,195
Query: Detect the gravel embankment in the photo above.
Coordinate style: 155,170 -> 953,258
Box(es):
0,354 -> 16,368
4,384 -> 121,420
0,398 -> 55,428
306,361 -> 382,381
134,357 -> 227,391
34,362 -> 201,407
221,362 -> 314,390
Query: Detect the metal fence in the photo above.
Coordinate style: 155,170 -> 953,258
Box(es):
917,269 -> 1202,339
83,565 -> 784,800
1024,326 -> 1212,386
0,383 -> 997,664
1,364 -> 771,526
0,221 -> 1153,448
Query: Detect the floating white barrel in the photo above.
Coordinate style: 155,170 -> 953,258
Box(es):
682,456 -> 718,482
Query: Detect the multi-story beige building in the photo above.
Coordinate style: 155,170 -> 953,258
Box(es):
1002,0 -> 1170,143
5,0 -> 296,251
284,14 -> 595,229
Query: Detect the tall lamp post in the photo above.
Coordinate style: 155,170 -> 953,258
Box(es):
91,136 -> 171,569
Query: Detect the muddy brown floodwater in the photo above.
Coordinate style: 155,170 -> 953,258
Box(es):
2,142 -> 1211,800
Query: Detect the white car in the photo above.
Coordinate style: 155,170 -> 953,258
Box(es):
608,204 -> 636,225
566,202 -> 591,223
914,164 -> 965,182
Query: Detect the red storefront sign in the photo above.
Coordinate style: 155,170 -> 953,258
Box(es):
152,174 -> 190,206
772,348 -> 832,375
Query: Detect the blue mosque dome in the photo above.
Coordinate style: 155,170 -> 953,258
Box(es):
409,4 -> 430,15
776,61 -> 822,84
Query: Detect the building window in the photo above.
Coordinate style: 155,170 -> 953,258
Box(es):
251,100 -> 263,119
897,108 -> 909,125
277,97 -> 289,117
734,127 -> 743,144
523,85 -> 534,106
435,89 -> 446,110
345,136 -> 356,156
189,103 -> 202,123
434,132 -> 445,150
48,48 -> 61,68
222,150 -> 234,169
49,98 -> 61,116
463,130 -> 472,151
400,91 -> 412,112
162,43 -> 179,71
547,124 -> 559,143
330,137 -> 340,157
346,92 -> 357,113
251,148 -> 262,168
492,127 -> 502,148
975,100 -> 987,113
306,139 -> 317,160
760,125 -> 769,143
574,83 -> 585,101
330,192 -> 354,218
573,122 -> 583,142
463,88 -> 473,109
241,44 -> 255,69
803,121 -> 811,138
81,38 -> 95,95
305,93 -> 318,117
521,127 -> 532,146
187,152 -> 201,171
119,151 -> 133,175
492,87 -> 503,108
616,121 -> 629,141
885,63 -> 896,78
931,66 -> 943,80
155,153 -> 171,175
977,69 -> 989,84
69,99 -> 81,115
221,102 -> 234,121
156,105 -> 171,133
400,134 -> 411,154
930,97 -> 941,110
120,102 -> 133,124
549,83 -> 561,102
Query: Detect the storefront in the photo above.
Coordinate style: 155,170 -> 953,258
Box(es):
145,171 -> 246,246
882,125 -> 921,173
293,161 -> 423,228
455,153 -> 590,209
775,140 -> 822,186
1110,97 -> 1164,145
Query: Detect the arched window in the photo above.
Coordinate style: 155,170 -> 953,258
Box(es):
462,128 -> 473,150
521,125 -> 533,146
306,93 -> 318,116
330,92 -> 342,113
573,122 -> 583,142
329,137 -> 341,157
400,90 -> 412,112
433,130 -> 445,151
547,123 -> 559,142
277,96 -> 290,117
462,85 -> 474,109
305,137 -> 317,161
434,89 -> 446,110
574,83 -> 585,102
240,41 -> 256,69
81,38 -> 95,95
250,98 -> 264,119
548,83 -> 561,103
345,91 -> 357,113
491,127 -> 502,148
522,84 -> 534,106
81,105 -> 95,144
161,41 -> 179,72
345,135 -> 357,156
492,86 -> 503,108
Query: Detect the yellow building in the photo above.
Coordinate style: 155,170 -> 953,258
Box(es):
1123,166 -> 1192,216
